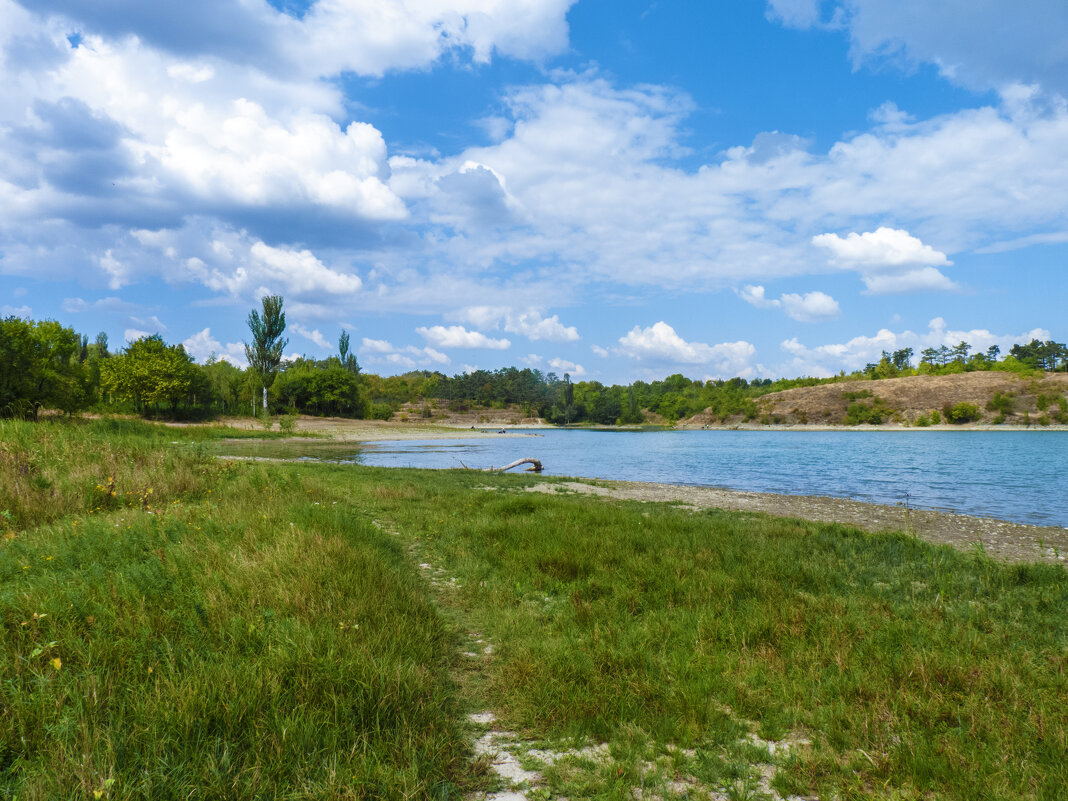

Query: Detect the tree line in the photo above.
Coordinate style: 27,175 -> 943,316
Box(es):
2,297 -> 1065,424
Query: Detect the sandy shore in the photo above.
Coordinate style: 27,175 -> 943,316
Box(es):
214,415 -> 546,441
211,415 -> 1066,565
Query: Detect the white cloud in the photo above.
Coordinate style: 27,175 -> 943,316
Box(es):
292,323 -> 330,349
123,328 -> 152,343
548,357 -> 585,376
161,100 -> 406,219
1,304 -> 32,318
779,291 -> 840,322
768,0 -> 1068,95
812,228 -> 958,294
360,338 -> 396,355
523,353 -> 585,375
738,285 -> 839,321
812,227 -> 951,268
182,327 -> 246,365
860,268 -> 958,295
416,324 -> 510,350
738,285 -> 780,309
454,306 -> 579,341
359,337 -> 449,367
591,345 -> 609,357
618,322 -> 756,376
132,227 -> 364,302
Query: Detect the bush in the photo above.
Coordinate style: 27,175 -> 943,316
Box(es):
368,403 -> 394,421
930,409 -> 942,424
278,413 -> 297,434
986,391 -> 1015,416
914,413 -> 931,427
943,402 -> 981,424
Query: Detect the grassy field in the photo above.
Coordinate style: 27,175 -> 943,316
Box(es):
1,419 -> 1066,800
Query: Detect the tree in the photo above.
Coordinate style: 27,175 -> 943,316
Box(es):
986,344 -> 1000,362
891,347 -> 913,371
245,295 -> 288,414
100,335 -> 196,415
338,329 -> 359,374
0,317 -> 88,419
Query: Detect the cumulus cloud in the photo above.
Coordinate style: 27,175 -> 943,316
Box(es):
416,325 -> 510,350
359,336 -> 449,368
618,322 -> 756,376
15,0 -> 576,80
524,353 -> 585,375
738,285 -> 840,321
129,227 -> 364,302
812,227 -> 951,269
780,291 -> 840,322
1,304 -> 32,318
454,306 -> 579,341
768,0 -> 1068,95
813,228 -> 958,294
182,327 -> 246,365
548,357 -> 585,376
292,323 -> 330,349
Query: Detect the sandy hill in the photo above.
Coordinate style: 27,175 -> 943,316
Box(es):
683,371 -> 1068,427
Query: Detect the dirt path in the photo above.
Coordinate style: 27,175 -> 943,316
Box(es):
526,480 -> 1068,565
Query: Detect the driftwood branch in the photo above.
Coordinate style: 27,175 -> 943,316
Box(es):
461,457 -> 543,473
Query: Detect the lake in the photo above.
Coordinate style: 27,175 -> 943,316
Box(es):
351,429 -> 1068,527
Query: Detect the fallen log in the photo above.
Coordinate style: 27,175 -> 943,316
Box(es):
461,457 -> 543,473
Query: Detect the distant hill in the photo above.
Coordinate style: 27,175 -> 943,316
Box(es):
681,371 -> 1068,427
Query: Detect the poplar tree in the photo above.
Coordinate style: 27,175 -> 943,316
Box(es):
245,295 -> 288,414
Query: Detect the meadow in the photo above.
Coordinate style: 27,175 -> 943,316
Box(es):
1,419 -> 1065,800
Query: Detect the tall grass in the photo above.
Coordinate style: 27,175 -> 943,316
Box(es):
4,422 -> 1067,800
1,423 -> 467,799
345,470 -> 1068,801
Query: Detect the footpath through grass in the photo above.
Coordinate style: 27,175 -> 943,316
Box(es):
2,419 -> 1066,800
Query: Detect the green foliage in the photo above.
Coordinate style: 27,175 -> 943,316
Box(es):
943,402 -> 982,424
99,335 -> 196,415
274,363 -> 367,417
986,391 -> 1015,415
930,409 -> 942,424
245,295 -> 288,413
843,394 -> 893,425
841,389 -> 873,401
0,316 -> 89,419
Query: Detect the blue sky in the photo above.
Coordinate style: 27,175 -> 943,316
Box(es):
1,0 -> 1065,382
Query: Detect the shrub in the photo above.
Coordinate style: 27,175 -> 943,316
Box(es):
944,402 -> 981,424
930,409 -> 942,424
914,413 -> 931,427
368,403 -> 394,421
986,391 -> 1015,416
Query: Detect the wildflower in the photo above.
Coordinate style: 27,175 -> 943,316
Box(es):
51,657 -> 62,671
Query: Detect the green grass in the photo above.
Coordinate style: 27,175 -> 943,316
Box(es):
2,420 -> 1066,800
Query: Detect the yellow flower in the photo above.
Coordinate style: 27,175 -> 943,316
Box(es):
51,657 -> 62,671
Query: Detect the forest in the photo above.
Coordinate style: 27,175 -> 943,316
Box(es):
2,296 -> 1066,425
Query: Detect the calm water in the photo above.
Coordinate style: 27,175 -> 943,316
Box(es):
351,429 -> 1068,527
